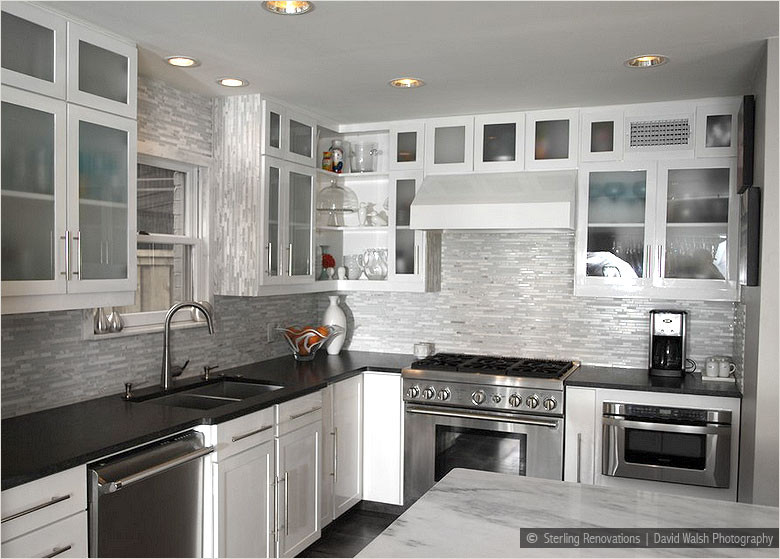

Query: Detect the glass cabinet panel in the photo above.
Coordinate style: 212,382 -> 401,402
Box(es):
434,126 -> 466,164
394,177 -> 418,276
663,167 -> 730,280
397,132 -> 417,163
535,120 -> 569,160
269,111 -> 282,150
78,120 -> 128,280
590,121 -> 614,153
78,40 -> 128,104
289,119 -> 312,159
1,12 -> 54,83
482,123 -> 516,162
586,170 -> 647,278
288,170 -> 312,277
705,115 -> 732,148
395,229 -> 416,275
1,101 -> 56,281
266,165 -> 281,276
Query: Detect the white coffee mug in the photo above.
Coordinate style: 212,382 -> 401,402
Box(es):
704,357 -> 719,377
717,357 -> 736,378
414,342 -> 435,359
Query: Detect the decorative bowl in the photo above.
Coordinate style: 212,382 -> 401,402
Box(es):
277,325 -> 344,361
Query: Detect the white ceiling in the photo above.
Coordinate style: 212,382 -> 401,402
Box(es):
46,1 -> 778,124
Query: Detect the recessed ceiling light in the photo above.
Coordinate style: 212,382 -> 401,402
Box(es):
262,1 -> 314,15
624,54 -> 668,68
389,77 -> 425,89
217,77 -> 249,87
165,56 -> 200,68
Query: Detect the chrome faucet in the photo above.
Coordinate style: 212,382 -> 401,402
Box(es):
161,301 -> 215,390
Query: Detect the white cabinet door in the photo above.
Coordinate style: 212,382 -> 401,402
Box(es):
362,372 -> 403,505
389,170 -> 426,287
216,439 -> 275,558
320,384 -> 335,528
563,387 -> 597,484
1,3 -> 66,99
424,116 -> 474,174
281,162 -> 315,284
1,86 -> 67,298
285,109 -> 316,167
580,108 -> 624,162
333,375 -> 362,518
261,157 -> 285,284
262,99 -> 286,160
525,108 -> 579,170
1,510 -> 87,558
66,22 -> 137,118
66,104 -> 136,294
277,421 -> 320,558
694,101 -> 740,158
389,120 -> 425,170
473,112 -> 525,171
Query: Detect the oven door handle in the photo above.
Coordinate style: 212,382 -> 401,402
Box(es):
406,405 -> 560,428
602,416 -> 730,435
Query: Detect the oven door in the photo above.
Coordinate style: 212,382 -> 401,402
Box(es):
403,404 -> 563,506
602,416 -> 731,488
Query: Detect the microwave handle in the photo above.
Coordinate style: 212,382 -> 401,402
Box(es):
602,416 -> 729,436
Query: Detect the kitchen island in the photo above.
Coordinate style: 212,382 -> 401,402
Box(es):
358,469 -> 778,558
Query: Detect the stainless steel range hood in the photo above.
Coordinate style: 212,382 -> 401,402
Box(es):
409,170 -> 576,230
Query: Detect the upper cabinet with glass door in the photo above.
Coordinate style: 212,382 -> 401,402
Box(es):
389,170 -> 426,288
67,22 -> 137,118
580,108 -> 624,162
474,112 -> 525,172
389,121 -> 425,170
424,116 -> 474,174
694,101 -> 740,158
1,3 -> 66,99
525,109 -> 579,170
261,101 -> 317,167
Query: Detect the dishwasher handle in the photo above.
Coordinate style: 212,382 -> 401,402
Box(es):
97,446 -> 214,495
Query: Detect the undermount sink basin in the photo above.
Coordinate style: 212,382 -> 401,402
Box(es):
140,379 -> 285,410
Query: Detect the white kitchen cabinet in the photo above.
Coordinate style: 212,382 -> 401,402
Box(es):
320,385 -> 335,529
276,420 -> 321,557
66,21 -> 137,119
389,120 -> 425,170
262,99 -> 286,160
362,371 -> 403,505
332,375 -> 362,518
580,108 -> 624,162
262,157 -> 315,285
473,112 -> 525,171
695,101 -> 740,158
1,3 -> 66,99
525,108 -> 579,170
424,116 -> 474,174
563,387 -> 597,484
1,510 -> 87,558
388,170 -> 429,289
285,109 -> 317,167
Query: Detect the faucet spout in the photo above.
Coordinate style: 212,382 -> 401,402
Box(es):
161,301 -> 215,390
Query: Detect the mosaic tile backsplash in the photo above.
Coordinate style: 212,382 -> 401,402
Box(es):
327,232 -> 737,370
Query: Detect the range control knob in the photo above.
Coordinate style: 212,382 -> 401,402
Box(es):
437,388 -> 451,401
543,397 -> 557,411
508,394 -> 522,408
471,390 -> 486,405
422,387 -> 436,400
406,385 -> 420,399
526,395 -> 540,409
492,394 -> 502,404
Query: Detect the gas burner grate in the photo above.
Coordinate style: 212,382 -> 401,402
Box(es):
410,353 -> 574,379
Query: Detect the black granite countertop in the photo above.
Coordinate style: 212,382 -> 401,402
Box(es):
1,351 -> 413,491
566,365 -> 743,398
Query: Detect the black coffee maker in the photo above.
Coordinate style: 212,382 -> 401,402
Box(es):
649,310 -> 687,378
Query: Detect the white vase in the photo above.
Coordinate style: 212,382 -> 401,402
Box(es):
323,295 -> 347,355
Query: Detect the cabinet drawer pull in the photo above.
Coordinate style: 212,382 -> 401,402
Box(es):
44,545 -> 72,558
284,471 -> 289,536
289,406 -> 321,420
333,427 -> 339,484
266,243 -> 273,276
1,494 -> 71,524
287,243 -> 293,277
231,424 -> 273,442
576,433 -> 582,483
72,231 -> 81,279
60,231 -> 71,279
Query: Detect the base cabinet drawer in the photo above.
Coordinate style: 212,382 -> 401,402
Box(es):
1,510 -> 87,558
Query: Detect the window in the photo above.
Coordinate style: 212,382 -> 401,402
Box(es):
116,154 -> 208,329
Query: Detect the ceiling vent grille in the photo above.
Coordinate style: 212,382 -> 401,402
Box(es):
629,118 -> 691,148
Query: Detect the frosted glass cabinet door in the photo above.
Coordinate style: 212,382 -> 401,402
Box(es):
656,159 -> 738,297
285,110 -> 316,166
389,171 -> 425,282
424,116 -> 474,174
474,112 -> 525,171
525,109 -> 579,170
262,100 -> 286,159
1,3 -> 66,99
1,87 -> 66,296
67,22 -> 137,118
67,105 -> 136,293
581,109 -> 624,162
694,102 -> 740,158
285,165 -> 314,280
389,121 -> 425,170
263,161 -> 283,281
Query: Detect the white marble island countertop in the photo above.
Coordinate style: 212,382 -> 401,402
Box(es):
359,469 -> 778,558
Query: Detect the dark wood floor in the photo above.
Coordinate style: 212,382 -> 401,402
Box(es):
298,507 -> 399,558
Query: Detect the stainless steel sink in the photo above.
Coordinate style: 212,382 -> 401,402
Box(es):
141,379 -> 285,410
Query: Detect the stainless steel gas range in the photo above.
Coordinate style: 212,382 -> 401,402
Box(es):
402,353 -> 579,505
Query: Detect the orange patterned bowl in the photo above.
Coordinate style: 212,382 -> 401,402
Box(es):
277,325 -> 344,361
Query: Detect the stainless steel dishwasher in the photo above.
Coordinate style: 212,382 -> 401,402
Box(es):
88,430 -> 214,558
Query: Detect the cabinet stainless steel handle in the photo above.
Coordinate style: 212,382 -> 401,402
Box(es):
44,545 -> 72,558
266,243 -> 272,276
231,424 -> 273,442
98,446 -> 215,494
287,243 -> 293,276
644,245 -> 651,278
273,475 -> 279,542
1,494 -> 70,524
60,231 -> 71,279
72,231 -> 81,278
333,427 -> 339,484
289,406 -> 322,420
657,244 -> 664,278
576,433 -> 582,483
406,405 -> 559,428
284,471 -> 289,536
602,416 -> 729,436
414,245 -> 420,275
